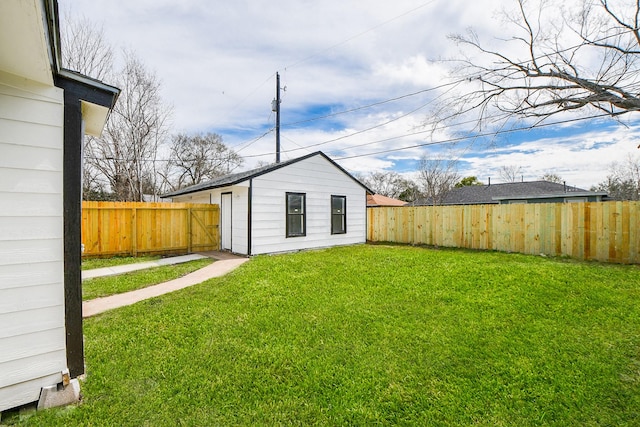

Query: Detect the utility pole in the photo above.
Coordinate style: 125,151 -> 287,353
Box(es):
273,72 -> 281,163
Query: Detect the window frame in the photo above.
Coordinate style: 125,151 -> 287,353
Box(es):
286,192 -> 306,237
331,195 -> 347,235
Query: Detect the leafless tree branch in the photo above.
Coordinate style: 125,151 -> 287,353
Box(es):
167,133 -> 244,190
437,0 -> 640,133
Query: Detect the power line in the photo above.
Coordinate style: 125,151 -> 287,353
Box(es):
220,10 -> 640,161
218,79 -> 466,159
332,113 -> 612,160
216,2 -> 437,147
282,80 -> 466,127
222,72 -> 276,121
322,113 -> 514,154
84,112 -> 616,165
238,109 -> 511,159
284,0 -> 436,71
260,29 -> 640,158
235,127 -> 275,153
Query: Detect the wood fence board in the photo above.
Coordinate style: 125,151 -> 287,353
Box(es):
630,202 -> 639,262
82,202 -> 219,258
621,202 -> 630,264
367,201 -> 639,264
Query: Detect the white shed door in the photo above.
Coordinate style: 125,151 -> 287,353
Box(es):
221,193 -> 232,251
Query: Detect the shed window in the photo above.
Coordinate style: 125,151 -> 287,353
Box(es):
331,195 -> 346,234
286,192 -> 306,237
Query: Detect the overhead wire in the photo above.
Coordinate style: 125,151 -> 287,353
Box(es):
244,27 -> 640,159
283,0 -> 437,71
332,113 -> 612,160
271,80 -> 464,155
222,72 -> 276,125
234,127 -> 275,153
213,1 -> 437,154
282,79 -> 467,127
217,78 -> 469,159
201,15 -> 640,165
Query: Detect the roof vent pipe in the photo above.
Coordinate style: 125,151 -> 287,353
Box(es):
488,177 -> 491,186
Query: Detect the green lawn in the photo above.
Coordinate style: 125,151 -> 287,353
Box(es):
14,245 -> 640,426
82,255 -> 161,270
82,259 -> 213,301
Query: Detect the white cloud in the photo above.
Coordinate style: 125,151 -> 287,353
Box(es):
63,0 -> 640,188
459,125 -> 640,188
373,55 -> 448,87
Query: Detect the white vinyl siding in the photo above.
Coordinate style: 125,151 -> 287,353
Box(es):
172,185 -> 249,255
168,154 -> 366,256
0,72 -> 66,412
251,155 -> 366,255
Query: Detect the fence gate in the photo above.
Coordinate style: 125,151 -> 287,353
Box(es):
82,202 -> 220,258
188,206 -> 220,253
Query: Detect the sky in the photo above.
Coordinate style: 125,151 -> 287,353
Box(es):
62,0 -> 640,189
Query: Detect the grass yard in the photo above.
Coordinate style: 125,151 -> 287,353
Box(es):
14,245 -> 640,426
82,255 -> 161,270
82,258 -> 213,301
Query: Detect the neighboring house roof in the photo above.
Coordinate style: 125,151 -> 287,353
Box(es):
367,194 -> 407,207
417,181 -> 608,205
163,151 -> 373,198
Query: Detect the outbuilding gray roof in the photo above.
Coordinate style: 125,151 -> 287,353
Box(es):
162,151 -> 372,198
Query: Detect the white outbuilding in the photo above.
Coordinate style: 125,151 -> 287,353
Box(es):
0,0 -> 118,414
163,152 -> 372,256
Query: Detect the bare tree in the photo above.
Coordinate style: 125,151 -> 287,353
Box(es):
438,0 -> 640,132
358,171 -> 416,199
417,156 -> 460,205
499,165 -> 524,183
86,51 -> 172,201
60,14 -> 114,81
592,154 -> 640,200
60,13 -> 116,199
168,132 -> 243,190
61,13 -> 172,201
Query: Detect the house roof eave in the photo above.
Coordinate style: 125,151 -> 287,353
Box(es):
162,151 -> 373,198
492,191 -> 608,201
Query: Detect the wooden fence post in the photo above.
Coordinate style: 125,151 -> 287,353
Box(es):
132,206 -> 137,257
187,208 -> 192,254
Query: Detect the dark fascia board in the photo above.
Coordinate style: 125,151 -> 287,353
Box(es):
44,0 -> 120,106
492,191 -> 608,201
55,69 -> 120,108
42,0 -> 62,78
163,151 -> 374,198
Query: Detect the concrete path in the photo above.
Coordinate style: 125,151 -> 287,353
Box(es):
82,252 -> 249,318
82,253 -> 209,280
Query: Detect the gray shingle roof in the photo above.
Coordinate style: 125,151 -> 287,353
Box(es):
416,181 -> 606,205
162,151 -> 372,198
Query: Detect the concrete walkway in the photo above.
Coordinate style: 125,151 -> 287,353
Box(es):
82,253 -> 209,280
82,252 -> 249,318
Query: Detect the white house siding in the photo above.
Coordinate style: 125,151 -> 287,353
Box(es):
251,155 -> 366,255
172,185 -> 250,255
0,71 -> 66,411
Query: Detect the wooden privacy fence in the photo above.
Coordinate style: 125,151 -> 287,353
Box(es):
82,201 -> 220,258
368,201 -> 640,264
